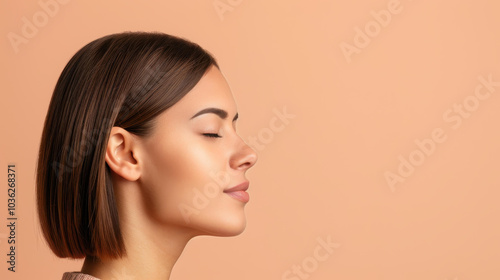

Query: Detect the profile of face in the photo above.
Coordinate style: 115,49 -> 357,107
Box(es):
106,65 -> 258,239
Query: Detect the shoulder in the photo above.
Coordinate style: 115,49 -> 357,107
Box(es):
61,272 -> 101,280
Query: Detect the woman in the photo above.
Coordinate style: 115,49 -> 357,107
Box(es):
36,31 -> 257,280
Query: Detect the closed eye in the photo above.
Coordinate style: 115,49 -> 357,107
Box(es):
203,133 -> 221,138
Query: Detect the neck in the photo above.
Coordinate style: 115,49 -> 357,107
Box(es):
81,225 -> 192,280
81,178 -> 197,280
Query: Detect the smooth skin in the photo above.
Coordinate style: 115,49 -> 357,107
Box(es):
81,65 -> 258,280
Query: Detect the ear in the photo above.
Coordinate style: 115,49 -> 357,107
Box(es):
105,126 -> 141,181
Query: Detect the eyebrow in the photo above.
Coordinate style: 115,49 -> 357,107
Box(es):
190,107 -> 238,122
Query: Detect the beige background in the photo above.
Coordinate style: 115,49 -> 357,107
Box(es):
1,0 -> 500,279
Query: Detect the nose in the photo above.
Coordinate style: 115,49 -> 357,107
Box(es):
230,138 -> 258,171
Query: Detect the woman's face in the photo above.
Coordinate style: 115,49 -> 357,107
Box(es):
137,65 -> 258,237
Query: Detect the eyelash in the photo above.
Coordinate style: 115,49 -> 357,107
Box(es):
203,133 -> 221,138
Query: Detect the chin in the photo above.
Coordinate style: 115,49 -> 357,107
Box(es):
191,211 -> 248,237
217,218 -> 247,237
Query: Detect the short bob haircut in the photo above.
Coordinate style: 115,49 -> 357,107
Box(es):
36,31 -> 218,260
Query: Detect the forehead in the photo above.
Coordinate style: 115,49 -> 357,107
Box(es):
159,65 -> 237,121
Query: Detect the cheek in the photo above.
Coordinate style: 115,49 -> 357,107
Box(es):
140,133 -> 226,224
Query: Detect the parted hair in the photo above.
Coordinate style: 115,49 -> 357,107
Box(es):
36,31 -> 218,260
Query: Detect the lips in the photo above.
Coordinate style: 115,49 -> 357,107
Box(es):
224,181 -> 250,203
223,181 -> 249,193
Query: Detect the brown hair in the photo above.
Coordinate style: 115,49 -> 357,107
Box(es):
36,31 -> 218,260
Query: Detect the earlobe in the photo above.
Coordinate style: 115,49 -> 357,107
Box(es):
104,126 -> 141,181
